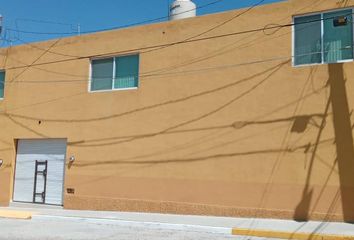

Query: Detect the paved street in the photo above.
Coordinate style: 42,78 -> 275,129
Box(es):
1,204 -> 354,240
0,217 -> 277,240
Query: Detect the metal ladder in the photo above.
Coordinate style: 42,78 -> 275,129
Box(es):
33,160 -> 48,204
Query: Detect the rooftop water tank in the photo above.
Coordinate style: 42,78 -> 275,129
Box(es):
169,0 -> 197,21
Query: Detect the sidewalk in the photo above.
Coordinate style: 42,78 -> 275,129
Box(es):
1,203 -> 354,239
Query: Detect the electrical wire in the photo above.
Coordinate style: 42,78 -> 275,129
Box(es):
5,0 -> 225,36
13,37 -> 82,58
181,0 -> 266,41
9,39 -> 62,83
1,60 -> 288,121
141,0 -> 267,54
1,56 -> 289,84
1,0 -> 230,70
0,14 -> 309,80
15,18 -> 79,28
1,6 -> 352,86
2,11 -> 349,73
1,45 -> 352,85
0,0 -> 341,218
0,0 -> 267,80
100,0 -> 328,76
4,0 -> 265,59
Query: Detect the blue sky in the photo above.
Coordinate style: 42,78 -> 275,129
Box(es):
0,0 -> 282,46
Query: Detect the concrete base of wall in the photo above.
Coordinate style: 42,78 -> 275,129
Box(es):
0,202 -> 10,207
64,195 -> 345,222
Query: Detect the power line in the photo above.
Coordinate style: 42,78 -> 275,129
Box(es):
2,0 -> 231,74
1,0 -> 347,81
3,0 -> 322,71
15,18 -> 79,27
84,0 -> 327,76
9,39 -> 61,83
0,61 -> 288,119
4,0 -> 264,60
141,0 -> 267,54
0,8 -> 351,85
2,45 -> 348,85
1,0 -> 263,84
0,23 -> 298,71
2,11 -> 348,72
6,0 -> 225,36
0,1 -> 320,83
13,37 -> 82,58
183,0 -> 266,41
0,17 -> 352,85
0,19 -> 298,79
141,2 -> 321,75
1,42 -> 351,85
2,56 -> 289,84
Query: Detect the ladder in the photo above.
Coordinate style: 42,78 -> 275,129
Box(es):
33,160 -> 48,204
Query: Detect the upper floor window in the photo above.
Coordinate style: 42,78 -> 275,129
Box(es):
294,9 -> 353,66
0,71 -> 5,99
90,54 -> 139,92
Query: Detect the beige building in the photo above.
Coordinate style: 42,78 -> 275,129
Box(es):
1,0 -> 354,222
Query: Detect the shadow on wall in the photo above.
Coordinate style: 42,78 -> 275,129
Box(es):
337,0 -> 350,7
294,63 -> 354,223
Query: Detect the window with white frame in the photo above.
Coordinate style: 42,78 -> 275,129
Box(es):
0,71 -> 5,99
294,9 -> 353,66
90,54 -> 139,91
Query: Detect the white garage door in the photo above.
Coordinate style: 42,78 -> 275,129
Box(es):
13,139 -> 67,205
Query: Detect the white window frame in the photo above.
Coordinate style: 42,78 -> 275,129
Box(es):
88,53 -> 140,93
292,7 -> 354,67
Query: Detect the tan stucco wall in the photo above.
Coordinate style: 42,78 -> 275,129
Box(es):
1,0 -> 354,221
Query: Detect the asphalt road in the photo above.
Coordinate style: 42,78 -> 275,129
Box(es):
0,217 -> 279,240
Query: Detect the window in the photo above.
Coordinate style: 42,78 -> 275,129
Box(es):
294,9 -> 353,66
0,71 -> 5,99
90,54 -> 139,92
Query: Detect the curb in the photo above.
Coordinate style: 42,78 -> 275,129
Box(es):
232,228 -> 354,240
0,210 -> 33,219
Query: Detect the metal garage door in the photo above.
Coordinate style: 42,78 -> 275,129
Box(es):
13,139 -> 67,205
